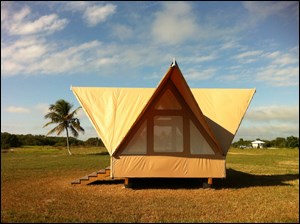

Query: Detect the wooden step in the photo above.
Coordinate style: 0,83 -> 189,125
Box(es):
71,179 -> 81,184
97,169 -> 106,174
71,166 -> 111,185
88,172 -> 98,177
80,176 -> 89,181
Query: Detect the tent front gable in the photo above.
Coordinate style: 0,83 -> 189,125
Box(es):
116,80 -> 218,157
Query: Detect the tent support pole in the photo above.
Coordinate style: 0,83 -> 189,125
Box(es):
203,177 -> 213,189
124,177 -> 130,188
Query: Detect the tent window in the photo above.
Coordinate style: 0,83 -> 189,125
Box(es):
153,116 -> 183,152
190,120 -> 215,155
122,120 -> 147,155
155,89 -> 182,110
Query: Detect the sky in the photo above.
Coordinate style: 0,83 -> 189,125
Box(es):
1,1 -> 299,142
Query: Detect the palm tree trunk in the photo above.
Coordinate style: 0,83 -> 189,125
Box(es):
65,127 -> 72,155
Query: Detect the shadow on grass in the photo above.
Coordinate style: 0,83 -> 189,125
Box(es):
85,168 -> 299,189
87,179 -> 125,185
213,168 -> 299,189
87,152 -> 109,156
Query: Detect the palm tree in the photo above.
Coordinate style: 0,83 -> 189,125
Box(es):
43,99 -> 84,155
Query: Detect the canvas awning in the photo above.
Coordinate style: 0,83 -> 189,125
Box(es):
71,63 -> 255,156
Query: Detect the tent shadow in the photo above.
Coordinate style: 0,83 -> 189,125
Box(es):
126,168 -> 299,190
213,168 -> 299,189
87,179 -> 125,185
86,169 -> 298,189
129,178 -> 204,190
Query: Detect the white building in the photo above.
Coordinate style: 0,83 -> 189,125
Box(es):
251,140 -> 265,148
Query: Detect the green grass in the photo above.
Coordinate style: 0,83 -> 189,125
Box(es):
1,146 -> 299,223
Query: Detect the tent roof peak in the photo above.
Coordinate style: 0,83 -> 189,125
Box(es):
171,58 -> 177,67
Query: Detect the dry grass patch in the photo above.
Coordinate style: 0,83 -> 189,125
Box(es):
1,147 -> 299,223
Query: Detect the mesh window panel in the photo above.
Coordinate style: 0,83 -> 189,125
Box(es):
122,120 -> 147,154
154,116 -> 183,152
190,120 -> 215,155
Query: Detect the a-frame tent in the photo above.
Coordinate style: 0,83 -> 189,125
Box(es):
72,61 -> 255,179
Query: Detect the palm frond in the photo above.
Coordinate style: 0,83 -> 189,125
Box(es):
69,125 -> 79,138
70,118 -> 85,133
43,121 -> 54,128
46,123 -> 65,136
65,106 -> 81,120
56,123 -> 66,135
44,112 -> 64,122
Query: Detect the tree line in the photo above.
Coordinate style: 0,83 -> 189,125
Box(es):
232,136 -> 299,148
1,132 -> 104,149
2,132 -> 298,150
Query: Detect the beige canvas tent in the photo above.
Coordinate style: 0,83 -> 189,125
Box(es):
71,61 -> 255,186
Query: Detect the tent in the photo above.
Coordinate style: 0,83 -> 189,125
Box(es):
71,61 -> 255,182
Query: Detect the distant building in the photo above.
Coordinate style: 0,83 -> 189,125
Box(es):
251,140 -> 265,148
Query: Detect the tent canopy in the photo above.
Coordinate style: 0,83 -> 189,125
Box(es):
251,140 -> 265,144
72,62 -> 255,156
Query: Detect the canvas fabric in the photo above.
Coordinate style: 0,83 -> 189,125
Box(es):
72,87 -> 255,156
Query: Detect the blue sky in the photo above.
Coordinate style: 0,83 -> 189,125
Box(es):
1,1 -> 299,141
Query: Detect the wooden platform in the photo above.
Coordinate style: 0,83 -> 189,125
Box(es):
71,166 -> 120,185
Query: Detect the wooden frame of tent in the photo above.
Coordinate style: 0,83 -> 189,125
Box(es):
71,61 -> 255,188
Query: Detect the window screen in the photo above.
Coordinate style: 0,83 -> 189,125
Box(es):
153,116 -> 183,152
122,120 -> 147,154
190,120 -> 215,155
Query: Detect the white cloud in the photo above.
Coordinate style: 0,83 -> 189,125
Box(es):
273,53 -> 298,66
2,37 -> 48,62
183,53 -> 217,64
185,68 -> 216,81
64,1 -> 90,12
243,1 -> 298,23
151,2 -> 198,45
256,65 -> 299,87
62,2 -> 117,26
245,105 -> 299,122
236,50 -> 263,59
220,40 -> 240,50
6,106 -> 30,113
254,47 -> 299,86
264,51 -> 281,59
218,74 -> 240,81
34,40 -> 102,74
2,6 -> 68,36
1,2 -> 9,23
1,37 -> 49,76
83,4 -> 117,27
96,57 -> 118,66
234,50 -> 263,64
194,54 -> 217,63
236,105 -> 299,140
112,24 -> 133,40
1,39 -> 103,76
236,123 -> 299,140
35,103 -> 50,114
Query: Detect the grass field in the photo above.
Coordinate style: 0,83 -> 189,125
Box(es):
1,146 -> 299,223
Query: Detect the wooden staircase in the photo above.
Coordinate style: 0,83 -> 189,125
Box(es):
71,166 -> 113,185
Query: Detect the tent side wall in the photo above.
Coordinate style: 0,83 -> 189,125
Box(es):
112,156 -> 226,178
